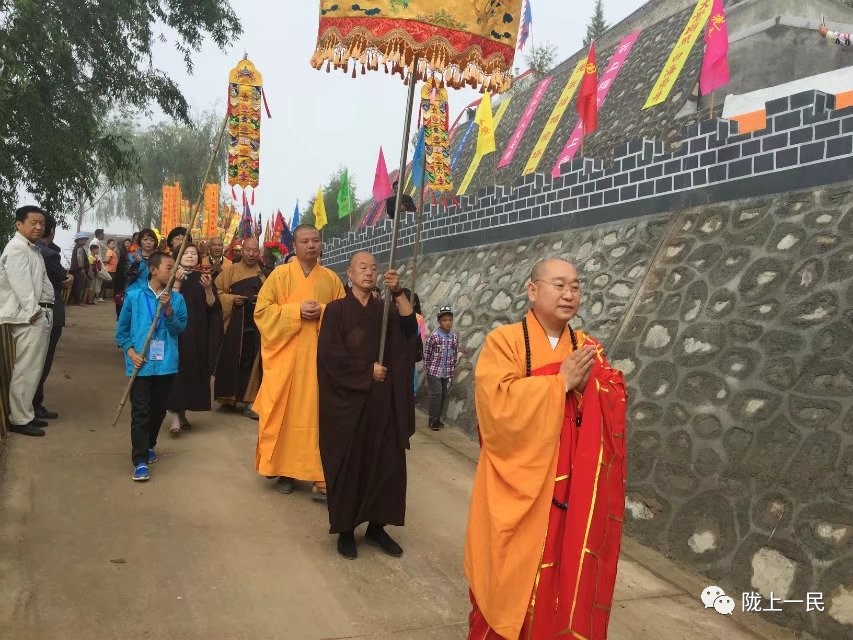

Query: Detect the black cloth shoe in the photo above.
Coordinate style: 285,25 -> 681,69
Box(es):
337,532 -> 358,559
10,423 -> 45,437
428,420 -> 440,431
34,406 -> 58,420
365,524 -> 403,557
276,477 -> 295,494
30,418 -> 48,428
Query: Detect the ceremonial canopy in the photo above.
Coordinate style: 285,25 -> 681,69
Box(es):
311,0 -> 523,93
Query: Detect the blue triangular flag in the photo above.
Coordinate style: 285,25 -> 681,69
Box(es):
292,201 -> 301,228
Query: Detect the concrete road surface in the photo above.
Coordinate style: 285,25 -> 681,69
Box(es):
0,304 -> 796,640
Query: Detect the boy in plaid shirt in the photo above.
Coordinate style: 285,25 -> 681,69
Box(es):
424,306 -> 459,430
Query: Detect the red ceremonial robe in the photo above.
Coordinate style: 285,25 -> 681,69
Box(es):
467,314 -> 627,640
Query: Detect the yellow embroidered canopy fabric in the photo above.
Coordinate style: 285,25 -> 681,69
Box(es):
312,1 -> 523,93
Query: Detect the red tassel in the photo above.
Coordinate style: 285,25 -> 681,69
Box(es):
261,89 -> 272,118
251,188 -> 255,206
231,186 -> 237,201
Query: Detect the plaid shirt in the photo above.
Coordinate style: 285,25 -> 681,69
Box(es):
424,330 -> 459,378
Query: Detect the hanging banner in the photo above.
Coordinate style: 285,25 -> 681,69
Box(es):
452,120 -> 477,172
499,76 -> 553,168
643,0 -> 712,109
204,183 -> 220,239
457,98 -> 512,195
522,59 -> 586,175
421,81 -> 455,200
552,32 -> 641,177
227,57 -> 263,189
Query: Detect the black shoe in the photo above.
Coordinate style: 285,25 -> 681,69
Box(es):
34,406 -> 58,420
30,418 -> 48,428
428,421 -> 440,431
276,477 -> 295,494
365,525 -> 403,557
9,423 -> 45,437
337,532 -> 358,559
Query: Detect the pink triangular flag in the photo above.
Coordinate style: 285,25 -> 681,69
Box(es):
700,0 -> 730,95
372,147 -> 393,202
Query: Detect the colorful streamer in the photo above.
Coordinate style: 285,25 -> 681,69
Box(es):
457,98 -> 512,195
643,0 -> 712,109
522,59 -> 586,176
499,76 -> 553,168
552,32 -> 641,177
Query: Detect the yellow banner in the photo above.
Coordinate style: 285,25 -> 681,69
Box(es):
456,98 -> 512,195
522,60 -> 586,176
643,0 -> 712,109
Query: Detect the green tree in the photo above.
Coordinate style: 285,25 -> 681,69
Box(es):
583,0 -> 609,47
524,41 -> 558,74
0,0 -> 241,244
101,109 -> 228,231
304,167 -> 361,237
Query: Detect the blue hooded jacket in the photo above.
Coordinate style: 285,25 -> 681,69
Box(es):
115,282 -> 187,377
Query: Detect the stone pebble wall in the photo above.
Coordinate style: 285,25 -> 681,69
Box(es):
391,183 -> 853,640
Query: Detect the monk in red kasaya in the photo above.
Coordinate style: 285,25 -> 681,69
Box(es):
465,258 -> 628,640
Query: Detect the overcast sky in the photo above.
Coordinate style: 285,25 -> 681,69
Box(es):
63,0 -> 642,247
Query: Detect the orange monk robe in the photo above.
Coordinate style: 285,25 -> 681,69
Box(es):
253,261 -> 345,480
465,310 -> 627,640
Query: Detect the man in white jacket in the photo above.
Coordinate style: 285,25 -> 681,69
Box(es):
0,206 -> 55,436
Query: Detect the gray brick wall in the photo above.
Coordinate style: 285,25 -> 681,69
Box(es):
323,90 -> 853,272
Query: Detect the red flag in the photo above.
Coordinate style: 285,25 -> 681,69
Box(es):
577,42 -> 599,136
700,0 -> 730,95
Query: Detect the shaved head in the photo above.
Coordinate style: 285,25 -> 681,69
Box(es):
348,250 -> 374,268
347,251 -> 378,294
293,224 -> 319,241
531,257 -> 575,283
527,258 -> 582,329
243,238 -> 259,251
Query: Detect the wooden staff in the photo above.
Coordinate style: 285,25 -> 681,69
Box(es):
378,55 -> 420,364
112,112 -> 230,426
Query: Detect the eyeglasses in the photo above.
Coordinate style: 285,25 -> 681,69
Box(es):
534,280 -> 581,296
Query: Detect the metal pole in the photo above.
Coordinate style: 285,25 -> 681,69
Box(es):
112,111 -> 230,426
378,56 -> 420,364
411,157 -> 427,293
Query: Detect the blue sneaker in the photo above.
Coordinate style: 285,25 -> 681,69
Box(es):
132,463 -> 150,482
147,449 -> 157,464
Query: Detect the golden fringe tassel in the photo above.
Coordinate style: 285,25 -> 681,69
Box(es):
310,31 -> 514,93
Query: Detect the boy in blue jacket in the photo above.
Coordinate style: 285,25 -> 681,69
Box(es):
115,252 -> 188,481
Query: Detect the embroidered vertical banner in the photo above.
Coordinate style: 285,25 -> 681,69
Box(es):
498,76 -> 553,169
643,0 -> 712,109
456,97 -> 512,195
551,32 -> 641,178
522,60 -> 586,176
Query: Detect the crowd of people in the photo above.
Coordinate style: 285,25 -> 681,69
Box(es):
109,221 -> 464,559
2,205 -> 628,639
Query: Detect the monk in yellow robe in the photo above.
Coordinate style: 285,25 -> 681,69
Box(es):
253,225 -> 345,499
213,237 -> 265,417
465,258 -> 628,640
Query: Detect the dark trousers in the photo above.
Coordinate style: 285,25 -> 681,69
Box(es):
129,375 -> 174,466
32,324 -> 62,409
426,375 -> 450,425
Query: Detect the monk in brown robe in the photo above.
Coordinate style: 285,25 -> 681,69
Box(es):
213,237 -> 265,418
318,252 -> 418,560
466,258 -> 627,640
